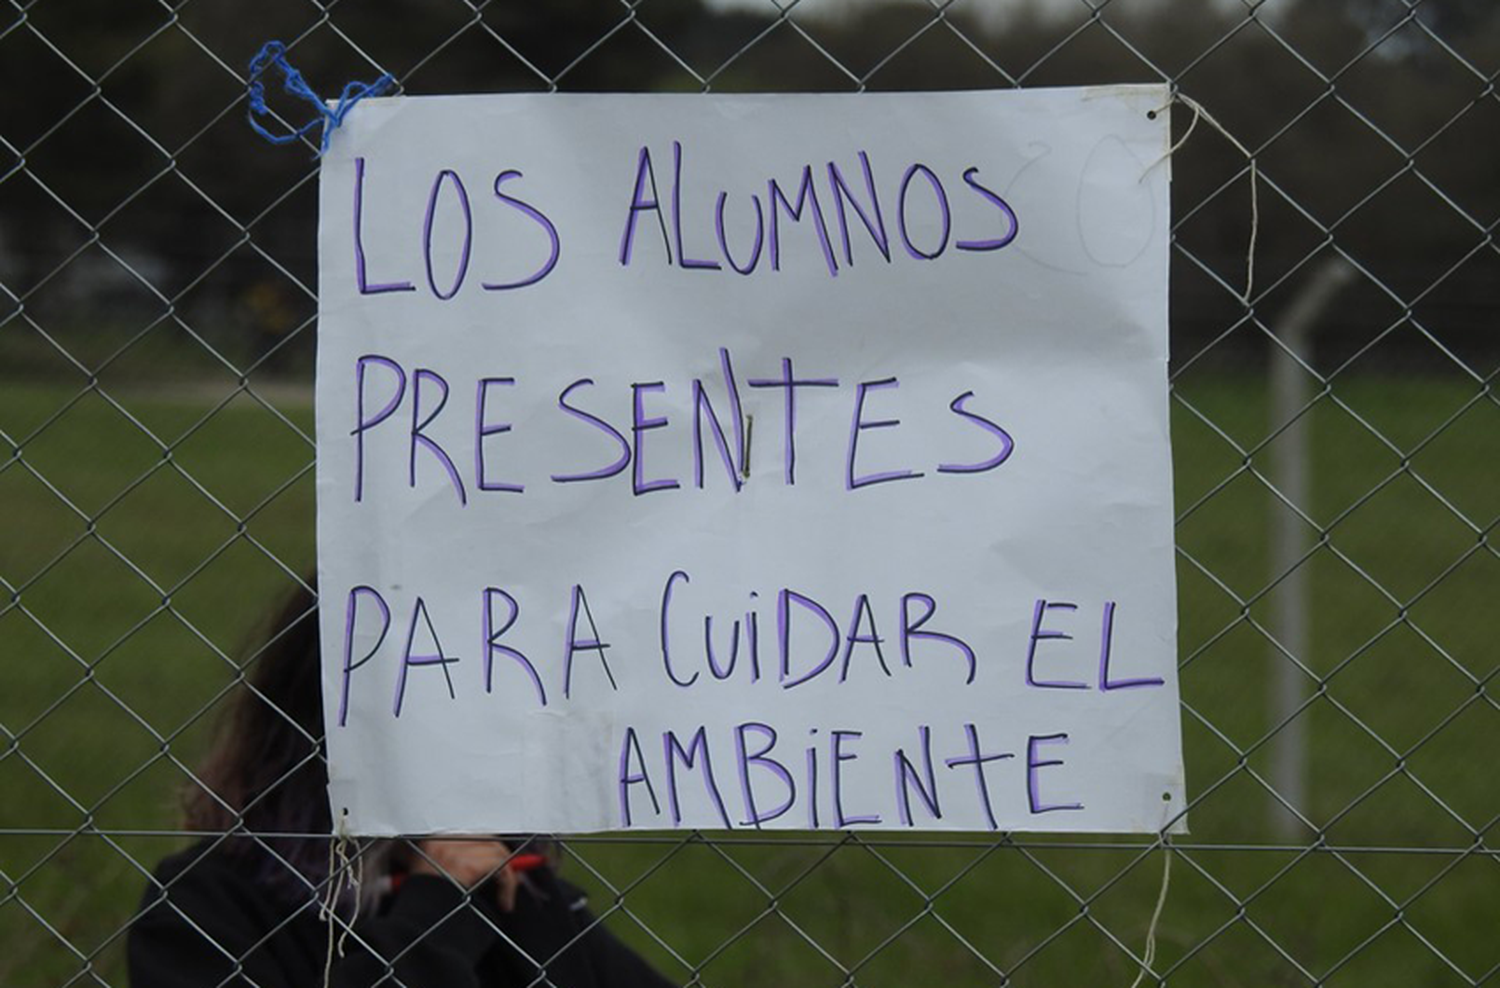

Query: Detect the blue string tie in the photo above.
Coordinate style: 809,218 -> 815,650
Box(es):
247,41 -> 394,155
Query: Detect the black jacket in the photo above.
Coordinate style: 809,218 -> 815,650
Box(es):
128,841 -> 676,988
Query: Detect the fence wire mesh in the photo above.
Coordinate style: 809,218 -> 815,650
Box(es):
2,0 -> 1498,985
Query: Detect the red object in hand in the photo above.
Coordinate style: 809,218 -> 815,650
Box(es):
507,853 -> 547,872
389,851 -> 548,893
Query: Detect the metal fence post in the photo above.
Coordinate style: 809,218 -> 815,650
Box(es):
1267,257 -> 1354,838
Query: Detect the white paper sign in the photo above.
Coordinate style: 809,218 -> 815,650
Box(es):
316,87 -> 1185,836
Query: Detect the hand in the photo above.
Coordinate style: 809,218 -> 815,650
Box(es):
409,838 -> 522,912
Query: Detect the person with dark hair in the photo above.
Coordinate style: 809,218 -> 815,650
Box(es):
128,580 -> 676,988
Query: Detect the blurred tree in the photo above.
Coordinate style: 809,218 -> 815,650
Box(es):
1337,0 -> 1498,35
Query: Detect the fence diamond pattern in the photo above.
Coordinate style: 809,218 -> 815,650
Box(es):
1,0 -> 1497,986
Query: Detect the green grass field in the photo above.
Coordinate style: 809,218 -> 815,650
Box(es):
2,371 -> 1497,987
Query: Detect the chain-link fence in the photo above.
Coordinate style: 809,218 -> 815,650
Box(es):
2,0 -> 1498,985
